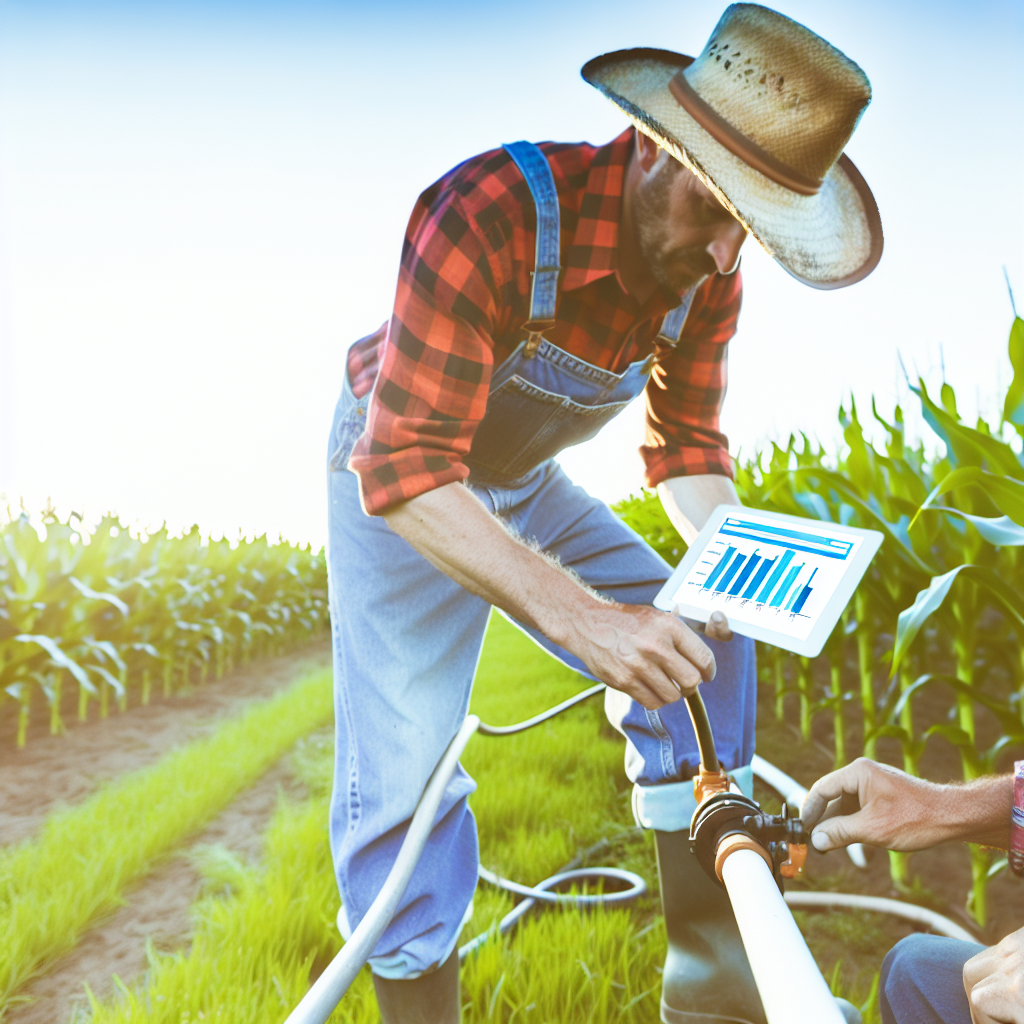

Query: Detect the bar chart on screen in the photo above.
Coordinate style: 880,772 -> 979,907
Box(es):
663,513 -> 865,644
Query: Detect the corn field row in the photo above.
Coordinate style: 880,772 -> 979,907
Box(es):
0,516 -> 328,746
617,315 -> 1024,926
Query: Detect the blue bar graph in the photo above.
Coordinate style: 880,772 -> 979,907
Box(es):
715,553 -> 747,593
769,563 -> 804,608
727,551 -> 761,596
756,549 -> 794,603
741,556 -> 776,599
702,546 -> 736,590
783,572 -> 805,611
791,568 -> 818,614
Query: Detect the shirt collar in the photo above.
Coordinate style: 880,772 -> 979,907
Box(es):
560,128 -> 634,293
561,128 -> 685,320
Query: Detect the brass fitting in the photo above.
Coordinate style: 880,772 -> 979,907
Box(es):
693,766 -> 731,807
714,832 -> 774,882
780,843 -> 807,879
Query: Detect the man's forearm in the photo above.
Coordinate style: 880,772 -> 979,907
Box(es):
940,775 -> 1014,849
382,481 -> 597,647
380,481 -> 719,711
658,473 -> 740,544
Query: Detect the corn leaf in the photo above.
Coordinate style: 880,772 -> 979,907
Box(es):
925,509 -> 1024,546
69,577 -> 130,616
14,634 -> 96,692
915,466 -> 1024,527
922,724 -> 981,775
891,564 -> 1024,676
914,381 -> 1024,479
891,673 -> 1024,738
769,467 -> 937,574
1004,316 -> 1024,431
82,638 -> 127,674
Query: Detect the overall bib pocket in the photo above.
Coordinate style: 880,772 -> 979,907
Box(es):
466,374 -> 631,483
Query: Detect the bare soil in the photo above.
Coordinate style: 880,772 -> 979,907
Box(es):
8,759 -> 309,1024
0,641 -> 331,848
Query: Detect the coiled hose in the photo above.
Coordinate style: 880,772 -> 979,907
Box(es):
461,682 -> 647,959
284,683 -> 973,1024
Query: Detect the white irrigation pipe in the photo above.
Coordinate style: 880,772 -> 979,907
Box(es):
722,849 -> 847,1024
284,715 -> 482,1024
285,687 -> 974,1024
752,754 -> 869,869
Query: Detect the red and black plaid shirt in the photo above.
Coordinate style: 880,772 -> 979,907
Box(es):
348,128 -> 742,515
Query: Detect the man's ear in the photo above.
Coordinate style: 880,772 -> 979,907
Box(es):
635,130 -> 662,173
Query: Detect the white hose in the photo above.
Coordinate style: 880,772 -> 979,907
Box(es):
752,754 -> 868,869
784,891 -> 976,943
283,715 -> 482,1024
721,849 -> 847,1024
459,865 -> 646,959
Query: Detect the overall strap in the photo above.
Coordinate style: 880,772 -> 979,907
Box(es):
503,140 -> 561,356
656,285 -> 699,351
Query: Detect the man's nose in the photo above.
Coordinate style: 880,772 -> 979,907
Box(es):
707,223 -> 747,275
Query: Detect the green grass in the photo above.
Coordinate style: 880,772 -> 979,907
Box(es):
83,616 -> 665,1023
0,668 -> 333,1017
70,617 -> 884,1022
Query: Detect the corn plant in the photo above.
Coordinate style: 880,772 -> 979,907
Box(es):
0,514 -> 328,748
615,314 -> 1024,924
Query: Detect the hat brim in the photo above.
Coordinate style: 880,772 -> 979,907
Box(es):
582,48 -> 883,289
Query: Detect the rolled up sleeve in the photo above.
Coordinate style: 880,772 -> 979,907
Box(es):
349,193 -> 500,516
640,270 -> 742,487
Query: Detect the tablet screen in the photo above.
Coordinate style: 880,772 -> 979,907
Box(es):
662,512 -> 866,643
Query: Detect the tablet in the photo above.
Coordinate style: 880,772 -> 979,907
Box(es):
654,505 -> 882,657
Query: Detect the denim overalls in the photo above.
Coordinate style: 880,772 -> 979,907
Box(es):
326,141 -> 756,979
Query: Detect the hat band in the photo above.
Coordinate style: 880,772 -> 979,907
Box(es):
668,71 -> 823,196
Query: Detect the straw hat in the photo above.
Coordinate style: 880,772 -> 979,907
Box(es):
582,4 -> 883,289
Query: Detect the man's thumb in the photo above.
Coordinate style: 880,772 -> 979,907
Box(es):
811,817 -> 855,852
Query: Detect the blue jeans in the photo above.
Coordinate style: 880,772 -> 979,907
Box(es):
880,934 -> 984,1024
326,376 -> 757,978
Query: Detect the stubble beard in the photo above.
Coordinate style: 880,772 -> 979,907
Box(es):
633,165 -> 717,294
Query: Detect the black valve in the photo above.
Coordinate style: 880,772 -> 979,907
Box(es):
690,792 -> 810,892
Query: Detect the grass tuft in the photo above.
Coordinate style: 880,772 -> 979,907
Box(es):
0,669 -> 332,1014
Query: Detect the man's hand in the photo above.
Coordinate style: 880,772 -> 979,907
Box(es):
563,602 -> 719,709
802,758 -> 956,853
964,928 -> 1024,1024
694,609 -> 733,642
802,758 -> 1013,853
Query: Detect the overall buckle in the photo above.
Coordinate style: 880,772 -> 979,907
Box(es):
522,319 -> 555,358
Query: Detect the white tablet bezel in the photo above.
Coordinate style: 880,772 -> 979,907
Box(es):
653,505 -> 883,658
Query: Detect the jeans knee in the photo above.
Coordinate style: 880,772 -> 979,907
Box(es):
880,933 -> 983,1024
881,934 -> 933,999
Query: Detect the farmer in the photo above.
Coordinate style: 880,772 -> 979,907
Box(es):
803,758 -> 1024,1024
326,5 -> 882,1021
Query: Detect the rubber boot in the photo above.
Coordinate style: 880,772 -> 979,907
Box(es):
372,950 -> 461,1024
656,828 -> 767,1024
656,831 -> 863,1024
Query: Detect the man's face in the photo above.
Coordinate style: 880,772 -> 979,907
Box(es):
632,154 -> 747,293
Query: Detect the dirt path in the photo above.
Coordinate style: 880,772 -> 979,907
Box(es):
0,641 -> 331,849
8,755 -> 312,1024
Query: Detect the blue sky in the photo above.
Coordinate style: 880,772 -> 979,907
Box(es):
0,0 -> 1021,546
